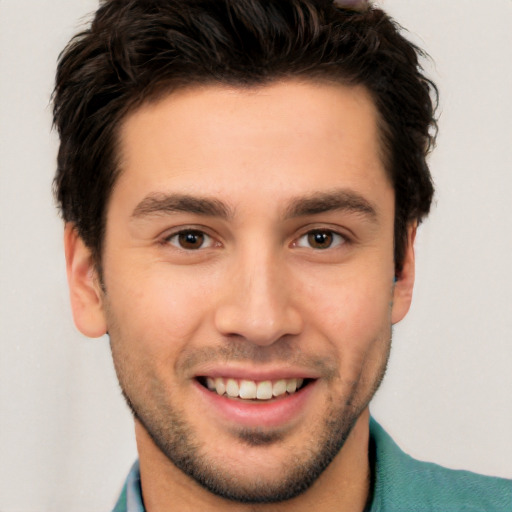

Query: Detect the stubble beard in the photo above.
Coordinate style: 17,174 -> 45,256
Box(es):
122,388 -> 363,503
110,335 -> 392,505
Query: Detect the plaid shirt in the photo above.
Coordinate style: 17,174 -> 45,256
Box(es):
112,460 -> 144,512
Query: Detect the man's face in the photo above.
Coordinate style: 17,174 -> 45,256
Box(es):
69,81 -> 414,502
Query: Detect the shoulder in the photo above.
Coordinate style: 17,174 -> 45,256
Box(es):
369,418 -> 512,512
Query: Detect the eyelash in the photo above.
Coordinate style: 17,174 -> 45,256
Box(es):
162,227 -> 348,251
294,229 -> 347,250
164,229 -> 217,250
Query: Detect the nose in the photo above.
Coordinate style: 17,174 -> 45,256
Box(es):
214,249 -> 303,346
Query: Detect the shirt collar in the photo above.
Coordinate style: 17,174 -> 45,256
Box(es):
112,460 -> 144,512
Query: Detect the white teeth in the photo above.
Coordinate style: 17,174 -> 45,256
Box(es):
214,377 -> 226,396
239,380 -> 257,399
256,380 -> 273,400
226,379 -> 239,397
272,379 -> 287,397
205,377 -> 306,400
286,379 -> 297,393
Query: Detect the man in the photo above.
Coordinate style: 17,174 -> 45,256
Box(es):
52,0 -> 511,510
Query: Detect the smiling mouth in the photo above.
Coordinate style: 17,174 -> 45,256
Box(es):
196,377 -> 312,401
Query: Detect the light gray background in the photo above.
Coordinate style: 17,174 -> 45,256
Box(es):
1,1 -> 511,510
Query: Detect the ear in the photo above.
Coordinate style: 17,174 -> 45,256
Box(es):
64,223 -> 107,338
391,222 -> 417,325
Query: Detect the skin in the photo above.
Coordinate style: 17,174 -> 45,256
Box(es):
65,81 -> 416,511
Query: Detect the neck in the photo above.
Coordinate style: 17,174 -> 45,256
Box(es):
136,409 -> 371,512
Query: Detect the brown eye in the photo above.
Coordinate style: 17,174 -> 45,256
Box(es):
308,230 -> 333,249
296,229 -> 345,250
168,230 -> 211,250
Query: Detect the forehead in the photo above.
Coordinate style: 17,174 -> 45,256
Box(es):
113,80 -> 391,217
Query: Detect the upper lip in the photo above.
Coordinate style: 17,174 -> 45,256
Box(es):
193,366 -> 321,381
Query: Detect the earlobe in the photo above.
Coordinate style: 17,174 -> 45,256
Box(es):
391,223 -> 417,325
64,223 -> 108,338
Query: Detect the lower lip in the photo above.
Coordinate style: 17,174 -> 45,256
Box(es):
194,380 -> 317,428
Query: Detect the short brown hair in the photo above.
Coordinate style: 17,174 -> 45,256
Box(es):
53,0 -> 437,272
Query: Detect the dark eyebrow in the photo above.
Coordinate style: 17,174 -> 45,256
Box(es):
283,189 -> 378,221
131,193 -> 232,220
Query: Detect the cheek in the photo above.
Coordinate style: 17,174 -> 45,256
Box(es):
311,285 -> 392,393
104,265 -> 213,356
299,267 -> 393,363
305,272 -> 392,329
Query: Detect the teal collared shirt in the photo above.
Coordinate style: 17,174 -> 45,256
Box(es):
112,418 -> 512,511
112,459 -> 143,512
